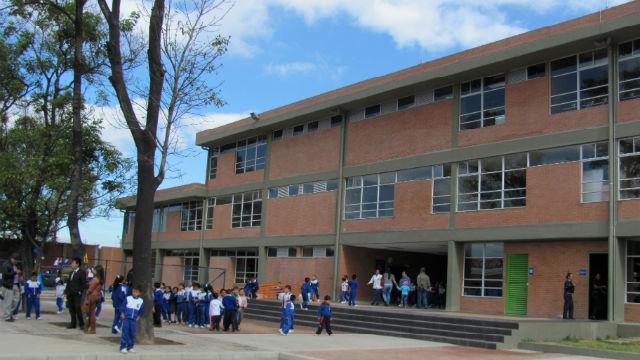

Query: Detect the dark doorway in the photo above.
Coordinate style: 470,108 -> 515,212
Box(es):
588,253 -> 608,320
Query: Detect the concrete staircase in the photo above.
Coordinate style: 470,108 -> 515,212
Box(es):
245,300 -> 519,349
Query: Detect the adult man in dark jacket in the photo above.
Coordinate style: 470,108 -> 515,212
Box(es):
65,257 -> 86,329
1,254 -> 20,322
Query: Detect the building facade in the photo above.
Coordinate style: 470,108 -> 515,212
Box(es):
119,2 -> 640,322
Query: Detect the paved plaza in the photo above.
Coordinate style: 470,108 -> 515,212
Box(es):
0,297 -> 606,360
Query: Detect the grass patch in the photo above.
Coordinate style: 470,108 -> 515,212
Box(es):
547,337 -> 640,353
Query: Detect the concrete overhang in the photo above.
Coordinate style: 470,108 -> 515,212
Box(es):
116,183 -> 208,209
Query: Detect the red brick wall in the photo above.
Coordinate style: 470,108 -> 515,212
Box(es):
342,180 -> 449,233
618,199 -> 640,220
456,162 -> 608,228
618,98 -> 640,123
461,296 -> 504,316
203,204 -> 260,239
98,246 -> 125,284
161,256 -> 183,287
269,127 -> 340,179
346,101 -> 452,166
209,257 -> 235,289
265,192 -> 336,236
264,257 -> 334,298
458,76 -> 608,147
157,211 -> 201,241
207,151 -> 264,188
505,240 -> 607,319
625,304 -> 640,322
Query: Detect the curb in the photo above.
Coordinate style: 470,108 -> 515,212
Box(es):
3,351 -> 284,360
518,342 -> 640,360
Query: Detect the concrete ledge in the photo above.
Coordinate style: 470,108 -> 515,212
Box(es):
519,342 -> 640,360
1,351 -> 282,360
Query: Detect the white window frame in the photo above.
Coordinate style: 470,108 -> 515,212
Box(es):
580,142 -> 609,203
626,240 -> 640,304
619,136 -> 640,200
618,38 -> 640,102
459,74 -> 506,130
431,164 -> 451,214
180,201 -> 203,232
344,173 -> 395,220
463,243 -> 504,298
235,135 -> 267,174
231,191 -> 262,228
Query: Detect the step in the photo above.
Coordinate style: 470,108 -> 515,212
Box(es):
244,312 -> 497,349
249,300 -> 518,331
245,307 -> 505,343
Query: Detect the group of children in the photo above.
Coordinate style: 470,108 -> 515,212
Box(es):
151,282 -> 248,332
340,274 -> 360,306
277,284 -> 333,336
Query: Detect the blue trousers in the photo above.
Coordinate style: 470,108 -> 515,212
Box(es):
417,288 -> 428,308
188,303 -> 196,325
382,285 -> 393,305
56,297 -> 64,312
198,304 -> 208,326
349,290 -> 357,306
301,292 -> 309,308
162,302 -> 168,320
112,308 -> 122,334
177,303 -> 186,323
120,318 -> 137,351
281,314 -> 293,334
400,294 -> 408,307
340,291 -> 348,302
95,301 -> 102,318
26,297 -> 40,318
311,288 -> 319,301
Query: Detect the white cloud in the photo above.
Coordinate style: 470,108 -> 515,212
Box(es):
264,61 -> 318,76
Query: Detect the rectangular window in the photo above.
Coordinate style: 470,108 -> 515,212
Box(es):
457,154 -> 527,211
124,211 -> 134,235
235,251 -> 258,284
232,191 -> 262,228
434,85 -> 453,101
619,137 -> 640,199
628,240 -> 640,303
364,104 -> 381,119
272,129 -> 283,141
288,184 -> 300,196
619,39 -> 640,101
206,198 -> 216,230
302,246 -> 334,258
397,166 -> 432,182
397,95 -> 415,110
464,243 -> 503,297
307,121 -> 319,133
267,247 -> 297,258
460,74 -> 506,130
151,208 -> 167,233
345,173 -> 395,219
235,135 -> 267,174
293,125 -> 304,136
180,201 -> 203,231
527,63 -> 546,79
581,142 -> 609,203
330,115 -> 343,128
432,164 -> 451,213
209,147 -> 219,179
529,145 -> 580,166
550,49 -> 608,114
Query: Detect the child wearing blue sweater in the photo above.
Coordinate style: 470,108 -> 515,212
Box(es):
315,295 -> 333,335
153,282 -> 163,327
280,294 -> 296,335
348,274 -> 359,306
24,272 -> 41,320
397,279 -> 411,308
111,275 -> 129,334
120,285 -> 144,354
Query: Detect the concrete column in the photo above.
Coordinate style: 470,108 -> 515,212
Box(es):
154,249 -> 162,283
257,246 -> 267,283
612,237 -> 625,322
332,111 -> 349,301
445,240 -> 464,312
198,247 -> 210,284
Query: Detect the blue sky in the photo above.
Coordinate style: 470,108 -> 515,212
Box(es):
79,0 -> 629,247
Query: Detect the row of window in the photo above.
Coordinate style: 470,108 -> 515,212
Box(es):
209,135 -> 268,179
268,180 -> 338,199
267,246 -> 335,258
272,115 -> 343,141
355,85 -> 454,123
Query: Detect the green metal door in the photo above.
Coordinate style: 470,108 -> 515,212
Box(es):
505,253 -> 528,316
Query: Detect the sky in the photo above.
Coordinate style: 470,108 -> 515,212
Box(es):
75,0 -> 630,247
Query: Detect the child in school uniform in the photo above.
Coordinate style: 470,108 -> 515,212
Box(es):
162,286 -> 171,323
169,286 -> 178,323
55,278 -> 66,314
300,278 -> 311,310
119,285 -> 144,354
176,283 -> 187,325
348,274 -> 359,306
279,294 -> 296,335
316,295 -> 333,335
209,292 -> 223,331
340,276 -> 349,304
310,275 -> 320,302
24,272 -> 41,320
198,286 -> 211,328
153,282 -> 163,327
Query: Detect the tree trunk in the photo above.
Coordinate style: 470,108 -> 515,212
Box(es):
131,143 -> 157,344
67,0 -> 86,260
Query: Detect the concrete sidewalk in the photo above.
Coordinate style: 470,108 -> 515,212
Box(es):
0,299 -> 601,360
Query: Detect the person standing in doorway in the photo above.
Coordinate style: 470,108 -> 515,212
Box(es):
382,269 -> 397,306
2,254 -> 21,322
590,273 -> 606,320
563,272 -> 575,320
367,269 -> 383,305
416,268 -> 431,309
65,257 -> 86,329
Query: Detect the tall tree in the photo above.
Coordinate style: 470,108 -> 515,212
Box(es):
97,0 -> 228,341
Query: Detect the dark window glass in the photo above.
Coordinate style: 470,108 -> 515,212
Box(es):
303,183 -> 315,194
364,104 -> 381,118
326,180 -> 338,191
397,95 -> 415,110
434,85 -> 453,101
267,248 -> 277,257
272,129 -> 283,140
293,125 -> 304,136
302,247 -> 313,257
527,63 -> 546,79
397,167 -> 432,182
288,185 -> 299,196
330,115 -> 343,127
307,121 -> 319,133
326,247 -> 335,257
220,142 -> 236,153
619,40 -> 640,101
288,248 -> 297,257
529,146 -> 580,166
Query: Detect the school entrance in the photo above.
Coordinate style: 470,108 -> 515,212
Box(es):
339,244 -> 448,306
